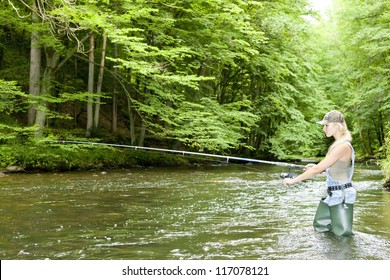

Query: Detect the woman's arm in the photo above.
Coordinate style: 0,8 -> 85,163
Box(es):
283,143 -> 351,186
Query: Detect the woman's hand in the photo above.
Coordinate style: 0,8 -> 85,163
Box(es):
283,178 -> 296,186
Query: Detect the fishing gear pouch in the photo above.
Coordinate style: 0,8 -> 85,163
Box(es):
313,199 -> 332,233
329,202 -> 354,236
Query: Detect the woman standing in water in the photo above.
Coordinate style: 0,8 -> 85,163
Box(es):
283,110 -> 356,236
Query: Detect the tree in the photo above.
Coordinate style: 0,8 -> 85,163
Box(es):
0,79 -> 36,140
5,0 -> 112,137
94,32 -> 107,128
86,33 -> 95,137
329,0 -> 390,157
28,0 -> 41,126
0,0 -> 338,159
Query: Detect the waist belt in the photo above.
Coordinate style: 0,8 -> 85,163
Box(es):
327,182 -> 352,196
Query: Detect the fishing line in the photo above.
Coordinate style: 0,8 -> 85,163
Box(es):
46,140 -> 305,177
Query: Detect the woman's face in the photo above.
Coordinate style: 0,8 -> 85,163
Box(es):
323,123 -> 339,138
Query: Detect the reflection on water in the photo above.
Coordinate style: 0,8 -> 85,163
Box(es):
0,164 -> 389,260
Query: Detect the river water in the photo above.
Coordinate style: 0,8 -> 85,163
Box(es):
0,164 -> 389,260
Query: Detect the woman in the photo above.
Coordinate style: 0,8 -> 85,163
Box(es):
283,110 -> 356,236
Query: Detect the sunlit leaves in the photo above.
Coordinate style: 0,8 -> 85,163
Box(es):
163,98 -> 259,152
331,0 -> 390,156
1,0 -> 330,157
0,79 -> 27,114
0,80 -> 39,139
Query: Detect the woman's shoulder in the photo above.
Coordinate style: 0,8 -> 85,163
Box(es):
328,141 -> 352,157
335,141 -> 353,151
329,140 -> 353,151
342,141 -> 354,153
329,142 -> 353,162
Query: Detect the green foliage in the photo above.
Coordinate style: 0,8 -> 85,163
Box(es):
0,79 -> 27,113
1,0 -> 364,165
161,98 -> 259,152
382,128 -> 390,178
269,110 -> 325,160
0,143 -> 194,171
326,0 -> 390,157
0,79 -> 38,140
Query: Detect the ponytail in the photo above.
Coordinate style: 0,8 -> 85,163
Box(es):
329,120 -> 352,152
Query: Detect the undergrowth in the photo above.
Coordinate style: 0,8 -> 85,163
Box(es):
0,143 -> 200,171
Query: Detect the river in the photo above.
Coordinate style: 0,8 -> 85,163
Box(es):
0,164 -> 389,260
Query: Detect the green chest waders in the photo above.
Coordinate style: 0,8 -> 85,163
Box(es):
329,202 -> 354,236
313,199 -> 354,236
313,199 -> 332,232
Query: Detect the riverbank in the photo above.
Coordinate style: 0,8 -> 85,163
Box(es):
0,143 -> 209,173
1,143 -> 389,190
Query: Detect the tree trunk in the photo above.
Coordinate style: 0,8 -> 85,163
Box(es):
112,94 -> 118,133
94,33 -> 107,128
74,58 -> 78,129
112,43 -> 118,133
138,120 -> 146,147
34,50 -> 60,137
86,33 -> 95,137
127,97 -> 136,145
28,0 -> 41,125
357,113 -> 370,155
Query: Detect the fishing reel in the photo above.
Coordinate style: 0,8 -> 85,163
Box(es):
280,172 -> 296,179
280,167 -> 296,179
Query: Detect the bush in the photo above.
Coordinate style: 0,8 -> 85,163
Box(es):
0,143 -> 198,172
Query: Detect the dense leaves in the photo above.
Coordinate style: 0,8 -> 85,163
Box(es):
312,0 -> 389,174
329,0 -> 390,157
1,0 -> 389,171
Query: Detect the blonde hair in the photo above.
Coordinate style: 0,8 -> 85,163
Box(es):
329,120 -> 352,152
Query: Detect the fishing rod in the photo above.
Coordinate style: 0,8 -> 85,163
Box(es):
47,140 -> 305,177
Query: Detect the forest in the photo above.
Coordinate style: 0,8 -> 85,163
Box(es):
0,0 -> 389,182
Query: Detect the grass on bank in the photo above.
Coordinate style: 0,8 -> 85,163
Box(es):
0,143 -> 210,172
